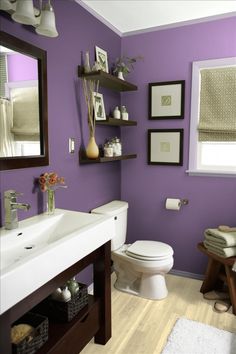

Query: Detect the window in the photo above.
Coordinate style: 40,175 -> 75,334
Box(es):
187,57 -> 236,177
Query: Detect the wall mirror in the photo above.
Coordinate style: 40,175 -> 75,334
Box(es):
0,31 -> 48,170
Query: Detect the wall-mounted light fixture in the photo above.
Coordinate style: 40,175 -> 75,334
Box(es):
0,0 -> 58,38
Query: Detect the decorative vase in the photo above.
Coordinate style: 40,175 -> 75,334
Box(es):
86,136 -> 99,159
118,71 -> 124,80
84,51 -> 91,73
47,189 -> 55,215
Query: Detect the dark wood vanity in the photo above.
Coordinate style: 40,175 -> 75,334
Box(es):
0,241 -> 111,354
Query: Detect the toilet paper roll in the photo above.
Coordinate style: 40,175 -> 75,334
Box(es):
165,198 -> 181,211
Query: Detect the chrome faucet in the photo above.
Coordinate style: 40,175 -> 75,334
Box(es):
4,190 -> 31,230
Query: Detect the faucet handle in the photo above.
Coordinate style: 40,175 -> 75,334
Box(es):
4,190 -> 23,199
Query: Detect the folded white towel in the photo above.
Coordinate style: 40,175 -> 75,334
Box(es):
204,229 -> 236,247
204,240 -> 236,258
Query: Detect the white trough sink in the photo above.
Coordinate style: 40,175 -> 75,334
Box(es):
0,208 -> 115,314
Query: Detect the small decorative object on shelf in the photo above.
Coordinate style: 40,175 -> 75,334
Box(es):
82,77 -> 100,159
121,106 -> 129,120
38,172 -> 67,215
61,286 -> 71,302
67,277 -> 80,296
84,51 -> 91,73
103,142 -> 114,157
113,55 -> 143,80
113,137 -> 122,156
113,106 -> 121,119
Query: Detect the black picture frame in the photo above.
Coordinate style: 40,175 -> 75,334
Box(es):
148,129 -> 184,165
149,80 -> 185,119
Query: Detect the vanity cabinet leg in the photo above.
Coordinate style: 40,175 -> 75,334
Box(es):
94,241 -> 111,345
0,310 -> 11,354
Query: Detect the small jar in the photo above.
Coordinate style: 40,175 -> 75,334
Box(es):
51,288 -> 62,301
104,143 -> 113,157
67,278 -> 80,296
113,138 -> 122,156
121,106 -> 129,120
113,106 -> 121,119
61,286 -> 71,302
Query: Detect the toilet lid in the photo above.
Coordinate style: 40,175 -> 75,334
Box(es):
126,241 -> 173,260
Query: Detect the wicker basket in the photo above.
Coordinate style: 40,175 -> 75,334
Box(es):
12,312 -> 48,354
37,282 -> 88,323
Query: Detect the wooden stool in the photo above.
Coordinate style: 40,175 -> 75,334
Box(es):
198,242 -> 236,315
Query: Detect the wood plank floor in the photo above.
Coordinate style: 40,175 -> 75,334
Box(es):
81,273 -> 236,354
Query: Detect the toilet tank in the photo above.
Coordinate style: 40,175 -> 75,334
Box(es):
91,200 -> 128,251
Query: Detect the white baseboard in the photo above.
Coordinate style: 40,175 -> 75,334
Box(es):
87,270 -> 203,295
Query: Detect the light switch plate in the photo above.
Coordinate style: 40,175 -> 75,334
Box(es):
69,138 -> 75,153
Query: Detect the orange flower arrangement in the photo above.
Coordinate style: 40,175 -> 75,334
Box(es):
39,172 -> 65,192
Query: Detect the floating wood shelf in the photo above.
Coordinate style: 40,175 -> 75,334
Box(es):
78,66 -> 137,92
79,151 -> 137,164
96,117 -> 137,127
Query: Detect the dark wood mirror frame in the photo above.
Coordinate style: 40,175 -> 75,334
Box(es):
0,31 -> 49,170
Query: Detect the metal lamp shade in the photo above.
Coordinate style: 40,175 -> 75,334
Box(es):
0,0 -> 13,11
36,5 -> 58,38
12,0 -> 37,25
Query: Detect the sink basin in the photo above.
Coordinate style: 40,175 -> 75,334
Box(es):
0,208 -> 115,314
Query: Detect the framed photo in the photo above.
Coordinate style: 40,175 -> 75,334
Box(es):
148,129 -> 184,165
93,92 -> 106,121
95,46 -> 109,73
149,80 -> 185,119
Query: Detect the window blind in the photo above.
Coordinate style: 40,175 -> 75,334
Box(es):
0,54 -> 7,97
198,66 -> 236,141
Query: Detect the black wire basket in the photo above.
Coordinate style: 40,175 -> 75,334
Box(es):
12,312 -> 48,354
50,282 -> 88,322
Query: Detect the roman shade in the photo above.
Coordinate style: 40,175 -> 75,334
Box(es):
198,66 -> 236,141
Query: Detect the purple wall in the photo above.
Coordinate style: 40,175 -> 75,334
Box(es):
7,53 -> 38,81
121,16 -> 236,275
0,2 -> 121,228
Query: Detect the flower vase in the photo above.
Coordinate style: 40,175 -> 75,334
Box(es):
84,51 -> 91,73
118,71 -> 124,80
47,189 -> 55,215
86,136 -> 99,159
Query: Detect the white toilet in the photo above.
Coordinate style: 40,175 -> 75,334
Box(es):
91,200 -> 174,300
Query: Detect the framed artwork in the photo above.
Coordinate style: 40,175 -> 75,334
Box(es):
149,80 -> 185,119
148,129 -> 184,165
95,46 -> 109,73
93,92 -> 106,121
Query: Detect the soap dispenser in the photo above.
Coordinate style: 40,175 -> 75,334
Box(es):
67,278 -> 80,296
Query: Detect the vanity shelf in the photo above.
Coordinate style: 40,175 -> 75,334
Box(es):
79,152 -> 137,164
78,66 -> 137,92
0,242 -> 111,354
96,117 -> 137,126
36,296 -> 100,354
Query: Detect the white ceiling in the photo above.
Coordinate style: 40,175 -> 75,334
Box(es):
78,0 -> 236,36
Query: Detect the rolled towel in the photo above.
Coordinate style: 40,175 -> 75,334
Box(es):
204,229 -> 236,247
204,240 -> 236,258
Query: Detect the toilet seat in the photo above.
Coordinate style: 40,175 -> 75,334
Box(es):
126,241 -> 173,261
